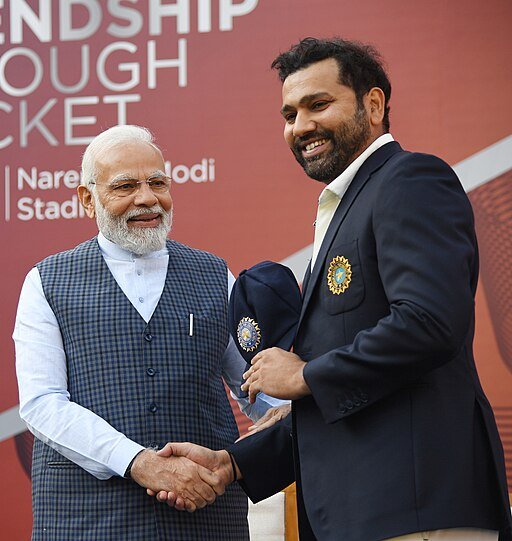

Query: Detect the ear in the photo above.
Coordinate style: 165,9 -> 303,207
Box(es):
77,185 -> 96,219
365,87 -> 386,128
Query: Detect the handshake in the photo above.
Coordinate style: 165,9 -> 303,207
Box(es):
128,404 -> 290,512
129,441 -> 240,513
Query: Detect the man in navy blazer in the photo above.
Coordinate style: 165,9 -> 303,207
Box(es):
154,38 -> 512,541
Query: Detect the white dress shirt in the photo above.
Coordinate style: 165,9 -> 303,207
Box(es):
13,233 -> 284,480
311,133 -> 395,269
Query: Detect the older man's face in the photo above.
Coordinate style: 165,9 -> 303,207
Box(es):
83,140 -> 173,254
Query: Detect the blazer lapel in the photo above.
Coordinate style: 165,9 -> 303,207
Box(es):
301,260 -> 312,296
298,141 -> 402,326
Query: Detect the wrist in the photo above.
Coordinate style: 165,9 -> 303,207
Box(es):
124,449 -> 145,479
127,448 -> 156,485
297,363 -> 311,397
219,450 -> 241,483
228,451 -> 238,482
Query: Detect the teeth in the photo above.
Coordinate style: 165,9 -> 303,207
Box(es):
305,139 -> 327,152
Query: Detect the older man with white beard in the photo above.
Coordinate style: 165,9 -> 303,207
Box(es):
13,125 -> 283,541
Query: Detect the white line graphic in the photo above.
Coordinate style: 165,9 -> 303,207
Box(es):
0,406 -> 27,443
280,244 -> 313,283
4,165 -> 10,222
454,135 -> 512,193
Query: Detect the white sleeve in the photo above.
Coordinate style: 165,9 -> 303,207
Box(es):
223,269 -> 290,422
13,267 -> 144,480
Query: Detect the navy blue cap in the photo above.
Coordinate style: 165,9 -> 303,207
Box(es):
228,261 -> 302,363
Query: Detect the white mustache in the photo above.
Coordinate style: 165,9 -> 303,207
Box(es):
123,206 -> 163,220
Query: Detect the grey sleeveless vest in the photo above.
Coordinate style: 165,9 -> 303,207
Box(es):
32,237 -> 249,540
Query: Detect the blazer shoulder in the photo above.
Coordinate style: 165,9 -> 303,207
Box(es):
384,150 -> 455,175
373,149 -> 471,219
377,149 -> 461,190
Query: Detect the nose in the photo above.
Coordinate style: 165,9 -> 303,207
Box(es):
292,111 -> 316,138
133,181 -> 159,206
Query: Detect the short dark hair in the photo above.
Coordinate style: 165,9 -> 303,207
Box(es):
271,37 -> 391,132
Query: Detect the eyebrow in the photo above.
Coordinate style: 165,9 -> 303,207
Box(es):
146,170 -> 167,179
280,92 -> 332,115
109,170 -> 166,184
108,174 -> 133,187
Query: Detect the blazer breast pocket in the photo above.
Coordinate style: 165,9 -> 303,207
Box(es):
320,239 -> 365,314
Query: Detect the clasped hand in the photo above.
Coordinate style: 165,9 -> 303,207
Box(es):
130,445 -> 232,512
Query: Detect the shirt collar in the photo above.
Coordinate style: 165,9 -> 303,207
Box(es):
323,133 -> 394,200
97,231 -> 168,261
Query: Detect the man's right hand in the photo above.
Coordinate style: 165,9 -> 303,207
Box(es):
146,442 -> 239,510
129,448 -> 224,512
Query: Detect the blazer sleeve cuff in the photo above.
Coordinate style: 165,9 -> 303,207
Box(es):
228,415 -> 295,503
303,355 -> 369,424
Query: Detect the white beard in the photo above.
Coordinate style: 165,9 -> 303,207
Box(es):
93,195 -> 173,255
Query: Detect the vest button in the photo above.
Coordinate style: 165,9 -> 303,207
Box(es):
144,333 -> 153,342
146,367 -> 156,377
148,403 -> 158,413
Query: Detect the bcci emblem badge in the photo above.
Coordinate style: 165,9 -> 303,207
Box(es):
327,255 -> 352,295
237,317 -> 262,352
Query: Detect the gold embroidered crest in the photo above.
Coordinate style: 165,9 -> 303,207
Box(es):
327,256 -> 352,294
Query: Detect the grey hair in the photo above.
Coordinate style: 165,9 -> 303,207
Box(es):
80,125 -> 160,188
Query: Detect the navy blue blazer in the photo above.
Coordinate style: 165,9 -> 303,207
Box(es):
231,142 -> 512,541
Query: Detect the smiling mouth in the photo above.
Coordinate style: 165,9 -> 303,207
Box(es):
301,138 -> 330,157
128,213 -> 161,227
305,138 -> 328,151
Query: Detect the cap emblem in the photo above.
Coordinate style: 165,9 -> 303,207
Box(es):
237,317 -> 262,352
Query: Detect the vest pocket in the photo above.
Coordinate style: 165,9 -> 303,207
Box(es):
177,312 -> 227,375
47,460 -> 78,469
320,239 -> 365,314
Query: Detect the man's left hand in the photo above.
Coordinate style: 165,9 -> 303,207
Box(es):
237,403 -> 291,440
241,348 -> 311,403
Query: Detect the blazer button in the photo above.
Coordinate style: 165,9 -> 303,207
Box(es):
339,406 -> 347,415
148,403 -> 158,413
146,367 -> 156,377
144,333 -> 153,342
360,393 -> 368,403
345,399 -> 354,409
353,398 -> 361,407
